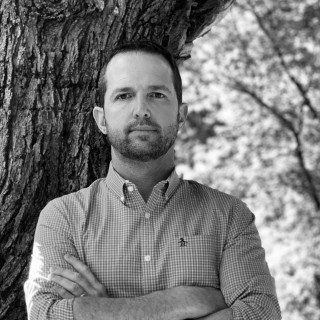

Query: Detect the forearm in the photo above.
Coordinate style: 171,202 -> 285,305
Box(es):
196,308 -> 233,320
73,288 -> 183,320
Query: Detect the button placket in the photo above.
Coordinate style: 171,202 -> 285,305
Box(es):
140,202 -> 156,294
145,212 -> 151,219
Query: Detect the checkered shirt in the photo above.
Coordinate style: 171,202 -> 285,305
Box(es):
24,165 -> 281,319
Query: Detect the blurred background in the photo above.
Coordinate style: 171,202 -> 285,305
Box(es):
176,1 -> 320,319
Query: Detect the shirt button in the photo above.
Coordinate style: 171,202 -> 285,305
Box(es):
127,186 -> 134,192
144,255 -> 151,262
120,196 -> 125,203
145,212 -> 150,219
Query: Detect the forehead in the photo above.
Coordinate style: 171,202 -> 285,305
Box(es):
104,51 -> 174,91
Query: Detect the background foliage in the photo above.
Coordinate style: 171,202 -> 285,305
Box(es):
177,0 -> 320,319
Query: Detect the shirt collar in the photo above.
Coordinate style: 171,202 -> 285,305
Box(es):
105,163 -> 128,202
160,168 -> 180,201
105,163 -> 180,202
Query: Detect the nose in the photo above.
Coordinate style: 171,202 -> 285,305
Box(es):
134,96 -> 150,119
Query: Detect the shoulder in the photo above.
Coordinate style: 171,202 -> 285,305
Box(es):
179,178 -> 252,223
39,178 -> 106,226
51,178 -> 106,208
181,178 -> 241,208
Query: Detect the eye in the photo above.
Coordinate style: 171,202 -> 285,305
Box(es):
149,92 -> 166,99
115,93 -> 133,101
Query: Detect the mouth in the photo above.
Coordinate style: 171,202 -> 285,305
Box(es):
130,126 -> 158,132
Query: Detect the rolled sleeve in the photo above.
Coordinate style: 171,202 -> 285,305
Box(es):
220,199 -> 281,319
24,200 -> 77,320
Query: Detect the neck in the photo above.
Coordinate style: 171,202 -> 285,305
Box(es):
111,147 -> 175,201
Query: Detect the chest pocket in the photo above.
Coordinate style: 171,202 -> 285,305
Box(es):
156,235 -> 220,289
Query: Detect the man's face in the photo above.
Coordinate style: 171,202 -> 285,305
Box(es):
101,51 -> 184,162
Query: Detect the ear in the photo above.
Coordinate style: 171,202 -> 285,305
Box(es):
93,106 -> 107,134
178,103 -> 188,128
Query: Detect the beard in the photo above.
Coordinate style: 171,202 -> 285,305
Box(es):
105,118 -> 179,162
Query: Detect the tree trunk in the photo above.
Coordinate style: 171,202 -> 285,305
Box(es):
0,0 -> 231,318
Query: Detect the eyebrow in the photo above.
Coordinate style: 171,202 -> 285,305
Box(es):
148,85 -> 172,94
111,87 -> 134,97
110,85 -> 173,98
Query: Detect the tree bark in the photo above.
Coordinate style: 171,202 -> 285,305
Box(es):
0,0 -> 232,318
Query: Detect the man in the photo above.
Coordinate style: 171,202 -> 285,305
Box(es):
24,41 -> 281,320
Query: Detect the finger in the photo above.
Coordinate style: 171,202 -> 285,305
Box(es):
50,273 -> 84,296
54,285 -> 75,299
64,254 -> 103,292
50,266 -> 94,295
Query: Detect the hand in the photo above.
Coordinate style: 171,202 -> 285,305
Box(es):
49,254 -> 107,299
170,286 -> 227,319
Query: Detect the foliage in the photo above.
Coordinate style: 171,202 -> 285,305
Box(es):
177,0 -> 320,319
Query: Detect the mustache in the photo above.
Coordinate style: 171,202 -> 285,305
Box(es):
125,119 -> 161,132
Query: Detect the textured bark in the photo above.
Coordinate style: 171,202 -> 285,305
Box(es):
0,0 -> 232,318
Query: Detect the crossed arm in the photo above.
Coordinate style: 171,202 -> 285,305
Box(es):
49,254 -> 232,320
24,200 -> 232,320
25,198 -> 281,320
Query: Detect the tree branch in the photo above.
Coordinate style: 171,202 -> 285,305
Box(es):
245,1 -> 320,120
233,81 -> 296,133
292,132 -> 320,211
233,80 -> 320,211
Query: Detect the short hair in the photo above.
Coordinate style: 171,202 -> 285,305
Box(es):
96,41 -> 182,107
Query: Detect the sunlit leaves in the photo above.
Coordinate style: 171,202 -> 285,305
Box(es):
177,0 -> 320,318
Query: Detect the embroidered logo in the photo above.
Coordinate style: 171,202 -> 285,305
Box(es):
178,237 -> 188,247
